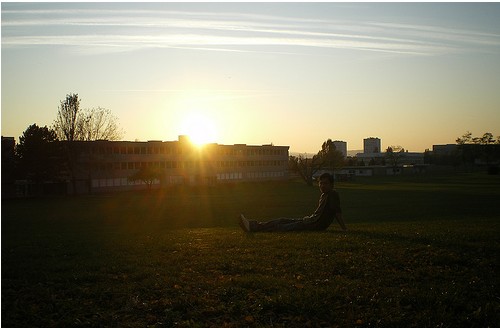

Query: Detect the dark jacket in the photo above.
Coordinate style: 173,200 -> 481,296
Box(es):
303,190 -> 342,230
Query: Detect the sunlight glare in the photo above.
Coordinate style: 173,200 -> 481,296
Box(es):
179,111 -> 218,146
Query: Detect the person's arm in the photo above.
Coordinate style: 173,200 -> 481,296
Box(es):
335,212 -> 347,231
330,191 -> 346,231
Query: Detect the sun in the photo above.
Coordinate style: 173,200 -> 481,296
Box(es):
179,111 -> 218,146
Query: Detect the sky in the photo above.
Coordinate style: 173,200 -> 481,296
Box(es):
2,2 -> 500,153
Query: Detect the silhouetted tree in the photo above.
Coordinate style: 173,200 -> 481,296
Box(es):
289,139 -> 344,186
16,124 -> 62,193
385,146 -> 405,174
316,139 -> 345,171
347,157 -> 357,166
53,93 -> 82,142
128,166 -> 162,190
79,107 -> 123,141
457,131 -> 500,145
53,94 -> 123,142
53,93 -> 124,194
289,155 -> 321,186
52,93 -> 81,193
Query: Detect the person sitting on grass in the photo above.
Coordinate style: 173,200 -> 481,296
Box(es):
239,172 -> 347,233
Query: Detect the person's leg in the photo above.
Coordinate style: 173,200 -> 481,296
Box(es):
249,217 -> 306,232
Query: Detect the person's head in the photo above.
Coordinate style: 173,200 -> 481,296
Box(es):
318,172 -> 334,193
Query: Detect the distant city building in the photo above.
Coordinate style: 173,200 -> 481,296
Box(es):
1,136 -> 15,160
2,136 -> 18,198
356,152 -> 385,163
356,149 -> 424,166
433,144 -> 458,156
364,137 -> 381,154
1,136 -> 16,182
398,152 -> 425,165
333,140 -> 347,158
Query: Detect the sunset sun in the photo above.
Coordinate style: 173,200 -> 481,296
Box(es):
179,111 -> 218,146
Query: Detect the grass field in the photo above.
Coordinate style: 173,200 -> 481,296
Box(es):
2,172 -> 499,327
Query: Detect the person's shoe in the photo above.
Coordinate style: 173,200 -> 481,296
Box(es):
239,214 -> 251,232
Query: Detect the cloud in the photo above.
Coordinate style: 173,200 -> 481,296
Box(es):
1,33 -> 442,56
368,22 -> 500,47
2,6 -> 499,57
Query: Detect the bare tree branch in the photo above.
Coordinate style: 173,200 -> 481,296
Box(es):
80,107 -> 123,141
54,93 -> 81,142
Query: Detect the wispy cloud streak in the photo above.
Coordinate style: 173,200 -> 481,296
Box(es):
2,7 -> 500,56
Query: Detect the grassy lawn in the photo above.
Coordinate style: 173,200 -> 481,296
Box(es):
2,172 -> 499,327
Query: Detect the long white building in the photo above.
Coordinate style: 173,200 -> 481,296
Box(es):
70,136 -> 289,193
